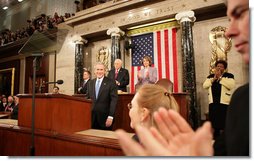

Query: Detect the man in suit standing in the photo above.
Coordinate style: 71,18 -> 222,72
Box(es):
108,59 -> 129,92
78,70 -> 91,95
86,62 -> 118,130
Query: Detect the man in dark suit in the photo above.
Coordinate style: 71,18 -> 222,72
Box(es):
108,59 -> 129,92
86,62 -> 118,130
78,70 -> 91,95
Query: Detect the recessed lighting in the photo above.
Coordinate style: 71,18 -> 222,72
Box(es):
3,6 -> 8,10
18,0 -> 23,2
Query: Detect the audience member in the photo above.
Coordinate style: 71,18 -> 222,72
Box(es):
128,84 -> 178,142
0,95 -> 7,111
78,70 -> 91,94
5,96 -> 15,112
11,96 -> 19,120
116,0 -> 249,156
203,60 -> 235,139
86,62 -> 118,130
26,20 -> 35,36
52,86 -> 60,94
135,56 -> 157,91
108,59 -> 129,92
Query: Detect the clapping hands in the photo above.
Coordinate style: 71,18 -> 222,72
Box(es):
116,108 -> 214,156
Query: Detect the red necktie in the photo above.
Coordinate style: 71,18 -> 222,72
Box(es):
115,70 -> 118,79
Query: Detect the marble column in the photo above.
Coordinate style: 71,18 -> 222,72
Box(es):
175,11 -> 199,129
74,39 -> 87,94
107,27 -> 125,68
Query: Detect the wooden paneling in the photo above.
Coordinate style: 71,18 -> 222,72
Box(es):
113,94 -> 133,132
0,92 -> 189,156
18,94 -> 92,134
112,93 -> 190,133
0,59 -> 20,96
0,129 -> 31,156
25,55 -> 49,93
172,93 -> 190,122
0,122 -> 123,156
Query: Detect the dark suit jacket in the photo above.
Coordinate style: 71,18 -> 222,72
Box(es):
108,67 -> 129,92
11,104 -> 19,120
225,83 -> 249,156
214,83 -> 249,156
79,79 -> 90,94
0,103 -> 6,111
86,76 -> 118,129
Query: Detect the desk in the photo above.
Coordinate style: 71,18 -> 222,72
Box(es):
73,93 -> 190,133
0,112 -> 11,119
0,119 -> 124,156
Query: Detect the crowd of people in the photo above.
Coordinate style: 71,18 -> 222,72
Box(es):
0,0 -> 127,47
0,12 -> 73,47
0,95 -> 19,120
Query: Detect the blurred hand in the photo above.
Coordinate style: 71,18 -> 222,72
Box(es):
116,108 -> 214,156
115,80 -> 120,86
106,118 -> 113,127
146,73 -> 149,78
137,71 -> 142,80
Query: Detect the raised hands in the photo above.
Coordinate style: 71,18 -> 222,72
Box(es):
116,107 -> 214,156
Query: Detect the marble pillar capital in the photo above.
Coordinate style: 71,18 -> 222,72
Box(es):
175,11 -> 196,23
107,27 -> 125,37
74,37 -> 88,45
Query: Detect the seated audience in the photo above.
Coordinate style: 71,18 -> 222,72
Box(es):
5,96 -> 15,112
0,12 -> 72,47
127,84 -> 178,142
11,96 -> 19,120
0,95 -> 7,111
52,86 -> 60,94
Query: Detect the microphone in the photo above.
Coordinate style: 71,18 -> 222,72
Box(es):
44,80 -> 64,84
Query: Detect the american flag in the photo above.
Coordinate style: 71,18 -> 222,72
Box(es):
130,27 -> 179,93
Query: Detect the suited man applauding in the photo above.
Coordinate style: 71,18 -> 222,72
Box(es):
86,62 -> 118,130
108,59 -> 129,92
78,70 -> 91,95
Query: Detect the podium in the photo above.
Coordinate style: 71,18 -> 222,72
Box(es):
18,29 -> 69,155
73,93 -> 190,133
18,93 -> 92,134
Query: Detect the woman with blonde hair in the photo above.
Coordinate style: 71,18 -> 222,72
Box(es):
127,84 -> 178,142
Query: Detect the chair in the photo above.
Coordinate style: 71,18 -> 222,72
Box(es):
155,78 -> 173,93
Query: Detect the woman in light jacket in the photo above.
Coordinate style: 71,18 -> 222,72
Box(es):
203,60 -> 235,139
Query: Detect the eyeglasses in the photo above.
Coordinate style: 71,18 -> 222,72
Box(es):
127,103 -> 132,110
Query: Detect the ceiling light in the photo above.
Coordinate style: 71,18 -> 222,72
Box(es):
3,6 -> 8,10
18,0 -> 23,2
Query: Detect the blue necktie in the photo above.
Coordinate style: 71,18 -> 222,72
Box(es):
95,79 -> 101,98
